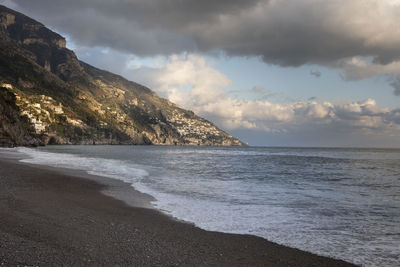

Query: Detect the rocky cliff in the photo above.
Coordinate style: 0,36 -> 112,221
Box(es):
0,85 -> 42,146
0,5 -> 245,147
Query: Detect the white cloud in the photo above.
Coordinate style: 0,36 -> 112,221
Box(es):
151,54 -> 232,106
338,57 -> 400,80
128,54 -> 400,137
337,57 -> 400,95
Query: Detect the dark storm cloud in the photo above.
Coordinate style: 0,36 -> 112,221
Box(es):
5,0 -> 400,67
8,0 -> 261,56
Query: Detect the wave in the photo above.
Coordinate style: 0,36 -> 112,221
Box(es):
17,147 -> 149,185
10,146 -> 400,267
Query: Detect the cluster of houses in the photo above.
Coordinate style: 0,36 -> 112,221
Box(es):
167,111 -> 221,139
1,83 -> 67,134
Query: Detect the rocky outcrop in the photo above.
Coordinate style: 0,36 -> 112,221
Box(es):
0,86 -> 42,147
0,13 -> 15,28
0,4 -> 245,146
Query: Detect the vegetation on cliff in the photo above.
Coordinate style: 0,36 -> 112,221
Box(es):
0,5 -> 244,146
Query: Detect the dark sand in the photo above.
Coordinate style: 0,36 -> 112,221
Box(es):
0,155 -> 357,266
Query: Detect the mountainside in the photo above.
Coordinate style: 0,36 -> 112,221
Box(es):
0,5 -> 244,147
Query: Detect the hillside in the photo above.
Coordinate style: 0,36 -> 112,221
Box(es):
0,5 -> 244,147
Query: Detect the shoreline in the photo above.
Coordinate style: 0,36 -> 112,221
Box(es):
0,150 -> 356,266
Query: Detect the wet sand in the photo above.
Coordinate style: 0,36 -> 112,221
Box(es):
0,154 -> 357,266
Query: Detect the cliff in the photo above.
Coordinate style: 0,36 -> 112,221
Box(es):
0,5 -> 245,147
0,85 -> 42,147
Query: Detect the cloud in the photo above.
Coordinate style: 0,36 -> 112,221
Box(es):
252,86 -> 265,93
337,57 -> 400,95
129,53 -> 232,106
2,1 -> 400,146
338,58 -> 400,81
126,54 -> 400,139
310,70 -> 321,78
390,77 -> 400,96
5,0 -> 400,68
5,0 -> 400,95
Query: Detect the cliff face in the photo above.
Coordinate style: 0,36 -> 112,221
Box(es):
0,86 -> 42,147
0,5 -> 245,146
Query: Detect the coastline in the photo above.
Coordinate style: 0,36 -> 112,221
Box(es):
0,150 -> 356,266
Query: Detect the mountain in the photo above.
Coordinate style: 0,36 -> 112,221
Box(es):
0,5 -> 245,147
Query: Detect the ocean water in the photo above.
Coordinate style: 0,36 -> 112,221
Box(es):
12,145 -> 400,266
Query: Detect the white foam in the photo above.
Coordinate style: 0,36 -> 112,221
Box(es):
10,146 -> 400,267
17,147 -> 149,185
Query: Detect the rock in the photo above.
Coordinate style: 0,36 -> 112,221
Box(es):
0,4 -> 245,147
0,88 -> 42,147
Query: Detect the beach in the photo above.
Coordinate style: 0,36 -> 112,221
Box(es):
0,151 -> 357,266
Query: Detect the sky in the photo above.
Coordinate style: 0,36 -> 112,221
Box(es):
3,0 -> 400,147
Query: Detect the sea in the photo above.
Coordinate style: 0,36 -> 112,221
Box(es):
9,145 -> 400,266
